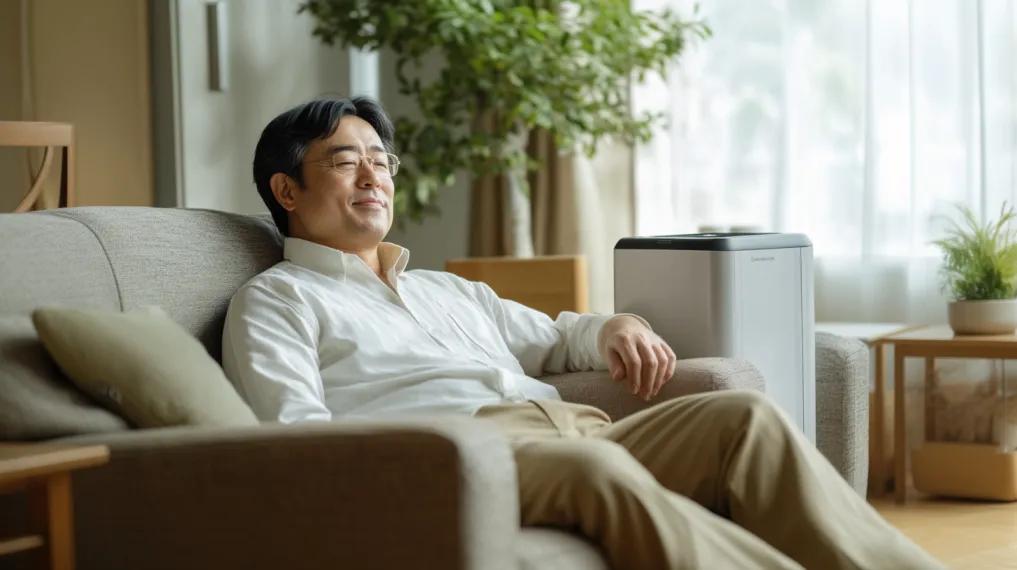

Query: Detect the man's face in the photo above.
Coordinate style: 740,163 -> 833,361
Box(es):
282,115 -> 395,250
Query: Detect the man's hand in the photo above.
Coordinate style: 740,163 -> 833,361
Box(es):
597,315 -> 677,401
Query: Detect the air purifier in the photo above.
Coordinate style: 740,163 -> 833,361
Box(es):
614,233 -> 816,442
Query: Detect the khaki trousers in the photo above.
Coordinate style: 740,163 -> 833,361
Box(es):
476,390 -> 942,570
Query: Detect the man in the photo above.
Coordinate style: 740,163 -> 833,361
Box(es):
223,97 -> 941,569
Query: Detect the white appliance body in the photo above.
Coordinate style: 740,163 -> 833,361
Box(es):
614,234 -> 816,442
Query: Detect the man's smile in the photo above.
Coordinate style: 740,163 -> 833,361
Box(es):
351,197 -> 387,209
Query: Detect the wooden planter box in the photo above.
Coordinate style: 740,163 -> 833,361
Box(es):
445,255 -> 589,318
912,442 -> 1017,501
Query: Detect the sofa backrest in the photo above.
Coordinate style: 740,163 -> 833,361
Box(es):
1,207 -> 282,361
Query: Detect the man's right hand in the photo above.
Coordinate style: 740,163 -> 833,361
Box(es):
597,315 -> 677,401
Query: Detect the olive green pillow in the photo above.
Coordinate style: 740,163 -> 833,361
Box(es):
32,306 -> 257,428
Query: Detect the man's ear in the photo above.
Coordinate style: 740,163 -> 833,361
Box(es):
269,173 -> 300,212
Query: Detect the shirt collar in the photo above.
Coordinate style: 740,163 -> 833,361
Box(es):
283,237 -> 410,282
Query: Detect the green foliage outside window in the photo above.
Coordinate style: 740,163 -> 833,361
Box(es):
299,0 -> 709,222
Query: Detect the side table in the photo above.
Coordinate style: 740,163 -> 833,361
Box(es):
0,444 -> 109,569
877,325 -> 1017,503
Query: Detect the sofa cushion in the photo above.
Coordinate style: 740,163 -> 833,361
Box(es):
0,316 -> 128,440
48,208 -> 283,362
0,211 -> 120,316
33,306 -> 258,428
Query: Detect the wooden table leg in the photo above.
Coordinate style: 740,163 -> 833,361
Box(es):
871,342 -> 886,497
894,350 -> 907,503
48,473 -> 74,570
28,473 -> 75,570
924,357 -> 936,441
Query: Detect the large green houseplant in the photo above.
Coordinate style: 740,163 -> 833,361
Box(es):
300,0 -> 708,254
933,203 -> 1017,334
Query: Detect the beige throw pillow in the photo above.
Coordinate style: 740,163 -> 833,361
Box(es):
33,306 -> 258,428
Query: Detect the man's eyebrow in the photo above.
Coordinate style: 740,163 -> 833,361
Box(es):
322,144 -> 387,154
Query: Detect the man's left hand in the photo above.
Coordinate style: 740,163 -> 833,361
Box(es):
597,315 -> 677,401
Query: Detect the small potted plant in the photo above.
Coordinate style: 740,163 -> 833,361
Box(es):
933,203 -> 1017,335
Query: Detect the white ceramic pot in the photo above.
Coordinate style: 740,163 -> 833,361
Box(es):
947,299 -> 1017,335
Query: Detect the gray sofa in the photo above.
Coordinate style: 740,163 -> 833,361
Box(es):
0,207 -> 868,570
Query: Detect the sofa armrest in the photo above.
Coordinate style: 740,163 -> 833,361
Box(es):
815,331 -> 870,497
541,357 -> 765,420
57,417 -> 518,570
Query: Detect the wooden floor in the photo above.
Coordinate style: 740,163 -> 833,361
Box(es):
873,494 -> 1017,569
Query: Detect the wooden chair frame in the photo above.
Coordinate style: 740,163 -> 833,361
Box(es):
0,121 -> 75,212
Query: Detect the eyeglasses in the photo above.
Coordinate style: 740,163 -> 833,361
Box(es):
307,152 -> 401,177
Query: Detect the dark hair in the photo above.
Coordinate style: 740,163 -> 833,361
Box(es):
252,96 -> 395,236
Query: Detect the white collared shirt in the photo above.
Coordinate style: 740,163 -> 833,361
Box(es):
222,237 -> 616,423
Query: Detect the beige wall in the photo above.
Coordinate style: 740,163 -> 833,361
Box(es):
0,1 -> 27,212
0,0 -> 153,208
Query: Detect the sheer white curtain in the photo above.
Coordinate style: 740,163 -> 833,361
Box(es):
633,0 -> 1017,324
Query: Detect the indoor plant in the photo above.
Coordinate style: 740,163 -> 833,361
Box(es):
933,203 -> 1017,334
299,0 -> 708,254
